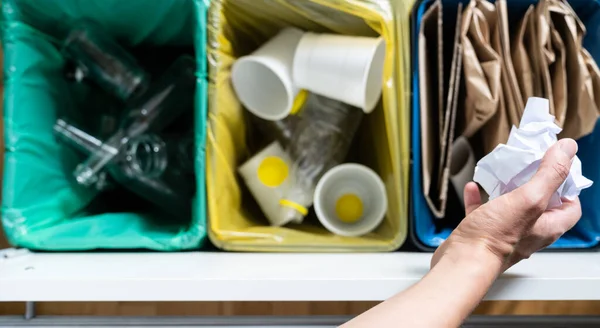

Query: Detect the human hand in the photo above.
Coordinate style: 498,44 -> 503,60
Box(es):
343,140 -> 581,328
432,138 -> 582,273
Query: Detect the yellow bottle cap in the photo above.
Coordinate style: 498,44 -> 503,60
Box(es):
279,199 -> 309,216
257,156 -> 289,188
290,90 -> 309,115
335,193 -> 364,223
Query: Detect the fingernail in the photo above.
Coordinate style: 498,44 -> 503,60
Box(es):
558,138 -> 578,159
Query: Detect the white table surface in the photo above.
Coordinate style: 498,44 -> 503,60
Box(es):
1,251 -> 600,302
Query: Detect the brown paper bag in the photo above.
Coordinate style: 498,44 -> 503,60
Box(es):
562,2 -> 600,125
548,0 -> 599,139
549,27 -> 568,126
459,0 -> 501,143
535,0 -> 556,118
583,48 -> 600,112
460,0 -> 510,155
512,6 -> 536,105
532,0 -> 568,126
574,48 -> 600,136
480,90 -> 510,156
495,0 -> 523,127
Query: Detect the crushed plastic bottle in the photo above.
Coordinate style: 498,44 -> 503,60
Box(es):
279,94 -> 363,224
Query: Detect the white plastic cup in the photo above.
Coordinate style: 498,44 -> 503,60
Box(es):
292,33 -> 386,114
314,163 -> 387,237
231,27 -> 305,121
238,142 -> 299,226
449,136 -> 476,206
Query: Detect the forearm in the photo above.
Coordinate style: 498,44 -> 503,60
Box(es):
342,246 -> 502,328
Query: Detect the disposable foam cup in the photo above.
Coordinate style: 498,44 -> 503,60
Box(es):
231,27 -> 304,121
449,136 -> 476,206
314,163 -> 387,237
238,142 -> 299,226
293,33 -> 386,114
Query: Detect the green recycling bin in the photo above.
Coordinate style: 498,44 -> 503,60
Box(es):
0,0 -> 208,251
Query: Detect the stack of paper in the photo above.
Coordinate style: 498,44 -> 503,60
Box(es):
474,97 -> 593,208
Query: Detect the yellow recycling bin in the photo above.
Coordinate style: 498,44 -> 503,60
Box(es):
206,0 -> 412,251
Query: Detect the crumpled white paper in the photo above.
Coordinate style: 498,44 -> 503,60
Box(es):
473,97 -> 593,208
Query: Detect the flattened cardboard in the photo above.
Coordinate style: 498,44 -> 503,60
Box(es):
419,1 -> 442,217
439,2 -> 463,179
439,41 -> 463,216
436,1 -> 444,141
419,1 -> 464,218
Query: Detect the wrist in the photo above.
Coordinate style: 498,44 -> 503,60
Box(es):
429,240 -> 503,305
434,235 -> 505,279
412,239 -> 504,325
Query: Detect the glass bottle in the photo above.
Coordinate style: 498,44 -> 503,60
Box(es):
54,119 -> 196,219
62,21 -> 149,102
54,118 -> 115,191
114,132 -> 196,219
72,55 -> 196,187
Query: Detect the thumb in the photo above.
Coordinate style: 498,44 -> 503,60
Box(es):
464,182 -> 482,215
512,138 -> 577,214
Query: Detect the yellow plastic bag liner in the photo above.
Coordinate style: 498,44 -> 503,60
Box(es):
207,0 -> 411,251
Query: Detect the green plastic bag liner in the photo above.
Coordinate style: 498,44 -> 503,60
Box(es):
1,0 -> 208,251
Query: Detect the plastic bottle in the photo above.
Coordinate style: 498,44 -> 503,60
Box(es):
279,94 -> 364,224
252,115 -> 299,147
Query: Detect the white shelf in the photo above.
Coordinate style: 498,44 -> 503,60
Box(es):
1,251 -> 600,302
